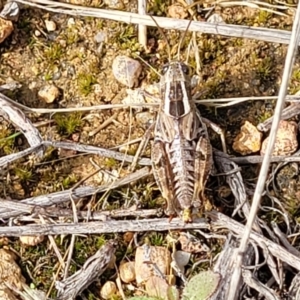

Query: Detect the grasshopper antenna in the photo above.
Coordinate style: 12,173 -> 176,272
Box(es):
177,16 -> 194,62
149,14 -> 171,62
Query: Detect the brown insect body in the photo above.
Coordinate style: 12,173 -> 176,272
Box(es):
152,61 -> 213,222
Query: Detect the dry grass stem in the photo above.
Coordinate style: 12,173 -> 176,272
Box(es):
230,2 -> 300,298
14,0 -> 299,45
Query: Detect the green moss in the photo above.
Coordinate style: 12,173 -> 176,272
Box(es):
54,112 -> 83,136
15,166 -> 33,182
256,57 -> 273,80
44,43 -> 63,62
44,72 -> 52,81
148,232 -> 164,246
62,27 -> 80,45
256,10 -> 272,24
77,73 -> 96,96
105,157 -> 118,168
0,128 -> 16,154
115,24 -> 140,52
148,0 -> 167,16
256,110 -> 273,123
62,174 -> 78,189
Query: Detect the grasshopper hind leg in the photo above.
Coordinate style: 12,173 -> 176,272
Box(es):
151,140 -> 179,217
192,135 -> 213,215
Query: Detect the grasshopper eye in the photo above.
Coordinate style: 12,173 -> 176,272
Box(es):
181,64 -> 190,75
162,64 -> 169,74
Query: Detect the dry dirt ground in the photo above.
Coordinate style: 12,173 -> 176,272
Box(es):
1,0 -> 300,299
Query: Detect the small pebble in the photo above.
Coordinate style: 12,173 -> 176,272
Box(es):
100,281 -> 117,299
112,55 -> 142,88
67,17 -> 75,27
20,235 -> 44,246
94,31 -> 107,43
119,261 -> 136,283
233,121 -> 262,155
0,17 -> 13,43
52,71 -> 61,80
38,84 -> 60,103
261,120 -> 298,156
0,249 -> 25,289
34,30 -> 41,37
135,245 -> 171,284
168,4 -> 188,19
103,0 -> 124,9
45,20 -> 56,32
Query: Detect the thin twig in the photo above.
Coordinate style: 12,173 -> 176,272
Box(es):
138,0 -> 147,48
13,0 -> 300,46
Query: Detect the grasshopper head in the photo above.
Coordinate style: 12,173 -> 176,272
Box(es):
160,61 -> 193,118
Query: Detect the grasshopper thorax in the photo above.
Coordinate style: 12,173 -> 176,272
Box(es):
160,61 -> 192,119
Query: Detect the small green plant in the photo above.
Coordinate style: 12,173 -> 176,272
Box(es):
62,174 -> 78,189
256,57 -> 273,80
54,112 -> 83,136
62,27 -> 80,45
105,157 -> 118,168
95,235 -> 107,248
0,128 -> 15,154
77,73 -> 96,96
148,0 -> 167,16
116,25 -> 140,51
292,69 -> 300,81
148,233 -> 164,246
44,43 -> 63,62
256,10 -> 272,24
15,166 -> 33,182
44,72 -> 52,81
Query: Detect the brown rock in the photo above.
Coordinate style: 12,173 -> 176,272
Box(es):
100,281 -> 117,299
168,4 -> 188,19
0,17 -> 13,43
233,121 -> 262,155
45,20 -> 56,32
135,245 -> 171,285
38,84 -> 60,103
0,249 -> 25,290
261,120 -> 298,156
119,261 -> 135,283
112,56 -> 142,88
20,235 -> 44,246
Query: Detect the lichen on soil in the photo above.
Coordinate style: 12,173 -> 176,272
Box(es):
1,0 -> 300,298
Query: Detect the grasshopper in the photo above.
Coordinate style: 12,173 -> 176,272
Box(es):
150,18 -> 226,223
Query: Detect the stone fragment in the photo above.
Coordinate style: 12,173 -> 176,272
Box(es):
135,245 -> 171,285
20,235 -> 44,246
38,84 -> 60,103
45,20 -> 56,32
100,281 -> 117,299
103,0 -> 124,9
119,261 -> 135,283
0,1 -> 20,21
233,121 -> 262,155
112,55 -> 142,88
0,17 -> 13,43
145,276 -> 171,299
261,120 -> 298,156
0,249 -> 25,290
167,4 -> 188,19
